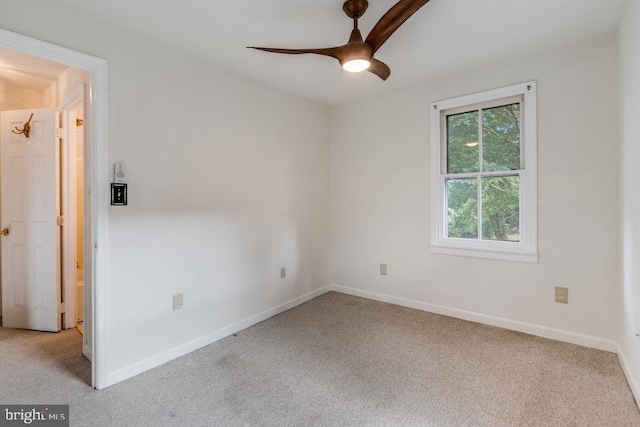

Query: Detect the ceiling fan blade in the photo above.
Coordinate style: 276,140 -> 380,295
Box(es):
247,46 -> 342,59
367,58 -> 391,81
365,0 -> 430,54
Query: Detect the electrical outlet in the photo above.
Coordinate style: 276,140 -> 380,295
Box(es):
280,267 -> 286,279
173,293 -> 183,311
555,287 -> 568,304
380,263 -> 387,276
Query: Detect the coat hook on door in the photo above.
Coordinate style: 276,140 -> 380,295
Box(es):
12,113 -> 34,138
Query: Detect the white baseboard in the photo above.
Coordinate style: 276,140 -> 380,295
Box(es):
105,283 -> 624,390
618,345 -> 640,406
329,284 -> 618,353
108,285 -> 332,386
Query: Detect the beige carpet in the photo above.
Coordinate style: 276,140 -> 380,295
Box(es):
1,291 -> 639,426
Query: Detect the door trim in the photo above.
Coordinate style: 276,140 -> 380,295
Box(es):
0,28 -> 110,389
61,85 -> 84,332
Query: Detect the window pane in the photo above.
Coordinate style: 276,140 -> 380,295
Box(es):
447,111 -> 479,173
482,103 -> 520,172
447,178 -> 478,239
481,176 -> 520,242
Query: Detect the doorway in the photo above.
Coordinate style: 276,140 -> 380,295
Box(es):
0,28 -> 109,389
0,73 -> 88,363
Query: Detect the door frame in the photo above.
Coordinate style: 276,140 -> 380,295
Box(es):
0,28 -> 110,389
61,86 -> 83,332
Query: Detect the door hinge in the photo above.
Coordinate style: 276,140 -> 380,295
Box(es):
56,215 -> 64,226
58,302 -> 68,314
56,128 -> 63,139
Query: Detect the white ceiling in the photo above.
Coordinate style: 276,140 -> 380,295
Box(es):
58,0 -> 628,105
0,46 -> 68,91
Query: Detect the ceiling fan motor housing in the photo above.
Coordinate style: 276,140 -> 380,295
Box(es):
339,38 -> 374,66
343,0 -> 369,19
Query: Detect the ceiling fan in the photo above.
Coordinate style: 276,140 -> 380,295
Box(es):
248,0 -> 430,81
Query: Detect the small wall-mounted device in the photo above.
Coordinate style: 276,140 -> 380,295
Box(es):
114,162 -> 126,183
111,183 -> 127,206
111,162 -> 127,206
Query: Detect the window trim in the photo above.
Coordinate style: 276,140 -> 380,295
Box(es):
430,82 -> 538,263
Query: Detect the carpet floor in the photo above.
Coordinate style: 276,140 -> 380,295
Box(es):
1,291 -> 639,426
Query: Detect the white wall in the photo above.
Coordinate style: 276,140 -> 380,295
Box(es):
330,36 -> 619,348
618,0 -> 640,402
42,67 -> 89,109
0,83 -> 43,110
0,0 -> 330,381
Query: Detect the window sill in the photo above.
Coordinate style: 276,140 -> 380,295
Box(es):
430,243 -> 538,264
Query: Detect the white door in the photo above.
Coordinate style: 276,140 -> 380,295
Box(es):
1,108 -> 61,332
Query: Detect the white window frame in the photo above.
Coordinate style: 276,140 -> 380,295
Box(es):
430,81 -> 538,263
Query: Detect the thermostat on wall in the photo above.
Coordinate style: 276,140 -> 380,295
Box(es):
114,162 -> 126,183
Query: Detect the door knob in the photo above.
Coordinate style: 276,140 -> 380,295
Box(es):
1,228 -> 10,236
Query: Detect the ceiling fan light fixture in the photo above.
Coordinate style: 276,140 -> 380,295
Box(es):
342,58 -> 371,72
339,40 -> 373,73
248,0 -> 431,82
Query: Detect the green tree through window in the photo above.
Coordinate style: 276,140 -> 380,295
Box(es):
446,103 -> 521,242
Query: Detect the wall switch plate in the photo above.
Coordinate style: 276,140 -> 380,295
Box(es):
173,293 -> 183,311
555,287 -> 568,304
380,263 -> 387,276
280,267 -> 286,279
110,183 -> 127,206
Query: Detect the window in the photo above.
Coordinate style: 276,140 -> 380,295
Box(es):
430,82 -> 537,263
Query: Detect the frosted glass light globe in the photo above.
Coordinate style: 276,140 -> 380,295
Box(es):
342,59 -> 371,73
